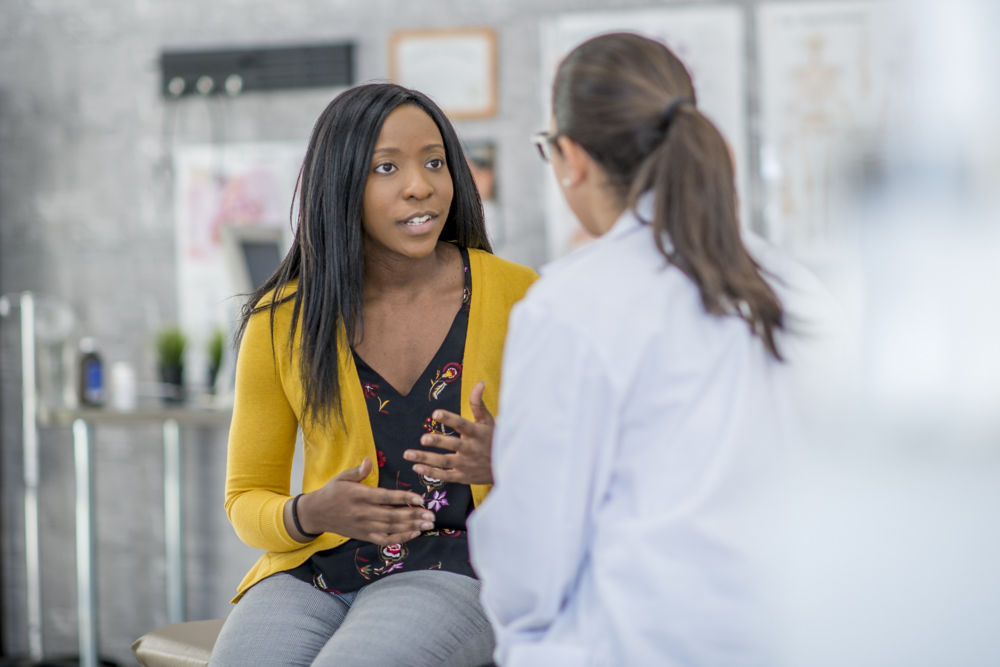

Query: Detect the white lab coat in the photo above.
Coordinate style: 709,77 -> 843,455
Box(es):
469,197 -> 837,666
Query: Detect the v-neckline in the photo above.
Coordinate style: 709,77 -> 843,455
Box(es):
352,247 -> 471,398
352,304 -> 464,399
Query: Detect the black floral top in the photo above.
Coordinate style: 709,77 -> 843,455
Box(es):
290,247 -> 475,594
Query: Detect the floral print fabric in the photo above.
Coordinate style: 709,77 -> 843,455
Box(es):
291,247 -> 476,594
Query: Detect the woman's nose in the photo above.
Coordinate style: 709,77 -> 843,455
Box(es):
402,168 -> 433,199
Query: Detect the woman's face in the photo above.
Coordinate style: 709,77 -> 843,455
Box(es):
361,104 -> 454,263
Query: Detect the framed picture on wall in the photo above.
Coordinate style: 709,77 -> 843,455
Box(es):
389,27 -> 497,119
756,1 -> 894,263
463,139 -> 504,245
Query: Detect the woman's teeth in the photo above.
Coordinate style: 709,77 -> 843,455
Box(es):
405,215 -> 432,226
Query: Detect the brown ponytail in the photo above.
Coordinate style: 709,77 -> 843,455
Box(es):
554,32 -> 784,360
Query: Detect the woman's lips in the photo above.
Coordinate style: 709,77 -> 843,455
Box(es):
403,214 -> 433,226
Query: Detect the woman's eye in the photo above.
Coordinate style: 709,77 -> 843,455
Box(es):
426,158 -> 445,170
374,163 -> 396,175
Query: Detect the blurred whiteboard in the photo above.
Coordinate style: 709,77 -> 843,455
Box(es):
173,142 -> 301,381
539,6 -> 747,261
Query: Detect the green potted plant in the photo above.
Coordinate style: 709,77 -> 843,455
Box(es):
156,326 -> 187,403
206,328 -> 226,394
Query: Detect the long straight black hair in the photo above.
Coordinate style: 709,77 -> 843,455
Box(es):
553,33 -> 784,360
238,83 -> 492,426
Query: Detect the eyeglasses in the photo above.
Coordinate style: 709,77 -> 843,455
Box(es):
531,131 -> 560,163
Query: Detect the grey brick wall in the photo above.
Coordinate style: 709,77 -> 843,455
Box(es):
0,0 -> 765,664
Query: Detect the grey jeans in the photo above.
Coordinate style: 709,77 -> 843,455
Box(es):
209,569 -> 495,666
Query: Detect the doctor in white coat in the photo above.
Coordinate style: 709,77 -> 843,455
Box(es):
459,33 -> 832,666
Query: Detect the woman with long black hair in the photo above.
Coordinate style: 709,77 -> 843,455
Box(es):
210,83 -> 536,666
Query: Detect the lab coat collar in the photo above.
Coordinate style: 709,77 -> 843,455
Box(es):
540,192 -> 661,277
605,191 -> 667,248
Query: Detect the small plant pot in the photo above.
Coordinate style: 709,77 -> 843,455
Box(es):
158,364 -> 185,403
207,364 -> 220,395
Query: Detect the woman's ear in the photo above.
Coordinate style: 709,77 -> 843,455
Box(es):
554,135 -> 591,188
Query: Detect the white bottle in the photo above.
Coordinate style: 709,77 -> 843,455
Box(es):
110,361 -> 137,411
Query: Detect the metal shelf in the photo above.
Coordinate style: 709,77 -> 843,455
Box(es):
2,292 -> 232,667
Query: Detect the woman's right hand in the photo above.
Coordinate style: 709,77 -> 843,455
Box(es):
290,457 -> 435,546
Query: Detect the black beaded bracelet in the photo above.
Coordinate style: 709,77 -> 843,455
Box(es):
292,493 -> 321,539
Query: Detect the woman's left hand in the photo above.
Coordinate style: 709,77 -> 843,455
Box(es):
404,380 -> 495,485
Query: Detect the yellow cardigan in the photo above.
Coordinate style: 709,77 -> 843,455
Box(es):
225,248 -> 537,600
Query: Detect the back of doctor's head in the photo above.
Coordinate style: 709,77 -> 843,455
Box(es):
552,32 -> 784,360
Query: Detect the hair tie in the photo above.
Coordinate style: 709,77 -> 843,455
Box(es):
658,97 -> 693,132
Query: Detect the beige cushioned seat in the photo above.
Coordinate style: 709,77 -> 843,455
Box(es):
131,618 -> 224,667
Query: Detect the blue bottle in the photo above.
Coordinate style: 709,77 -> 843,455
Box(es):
78,337 -> 104,407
